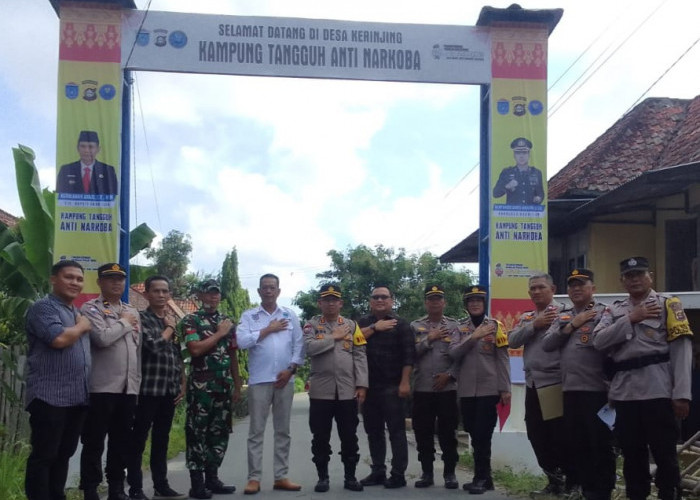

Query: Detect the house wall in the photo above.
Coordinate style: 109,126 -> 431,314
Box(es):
654,192 -> 698,290
588,221 -> 656,293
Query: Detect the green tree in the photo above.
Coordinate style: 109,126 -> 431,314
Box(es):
293,244 -> 474,322
218,247 -> 251,322
218,247 -> 252,382
145,230 -> 193,298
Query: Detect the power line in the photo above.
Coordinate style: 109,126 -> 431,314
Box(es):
624,35 -> 700,114
549,0 -> 668,117
123,0 -> 154,69
133,73 -> 163,232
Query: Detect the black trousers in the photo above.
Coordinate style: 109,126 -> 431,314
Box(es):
563,391 -> 616,496
362,386 -> 408,477
525,386 -> 570,478
309,398 -> 360,468
460,395 -> 499,480
127,394 -> 177,491
25,399 -> 87,500
615,399 -> 680,500
412,391 -> 459,468
80,393 -> 137,489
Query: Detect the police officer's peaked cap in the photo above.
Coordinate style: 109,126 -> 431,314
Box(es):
510,137 -> 532,151
619,256 -> 650,274
199,278 -> 221,293
97,262 -> 126,278
319,283 -> 342,298
424,284 -> 445,297
78,130 -> 100,144
463,285 -> 488,300
567,268 -> 594,283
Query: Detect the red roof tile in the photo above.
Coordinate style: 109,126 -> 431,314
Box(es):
0,208 -> 19,228
548,96 -> 700,200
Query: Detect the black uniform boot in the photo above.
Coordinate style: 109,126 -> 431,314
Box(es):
204,467 -> 235,494
343,461 -> 363,491
530,469 -> 564,498
189,470 -> 213,499
443,461 -> 459,489
107,482 -> 129,500
415,462 -> 434,488
315,463 -> 330,493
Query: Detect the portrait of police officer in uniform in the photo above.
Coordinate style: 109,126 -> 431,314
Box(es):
56,130 -> 118,195
492,137 -> 545,205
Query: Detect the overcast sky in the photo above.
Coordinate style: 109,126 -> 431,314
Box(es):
1,0 -> 698,304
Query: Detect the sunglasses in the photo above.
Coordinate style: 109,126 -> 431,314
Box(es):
371,294 -> 391,300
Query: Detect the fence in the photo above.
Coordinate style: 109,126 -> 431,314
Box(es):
0,345 -> 28,452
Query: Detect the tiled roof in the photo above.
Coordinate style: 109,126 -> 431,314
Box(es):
548,96 -> 700,200
0,208 -> 19,228
129,284 -> 198,318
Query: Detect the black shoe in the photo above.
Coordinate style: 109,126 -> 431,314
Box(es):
344,479 -> 364,492
463,480 -> 475,491
415,473 -> 434,488
108,492 -> 129,500
384,475 -> 407,489
205,478 -> 236,495
189,486 -> 213,500
360,472 -> 387,486
152,485 -> 187,500
314,478 -> 330,493
468,478 -> 494,495
531,483 -> 561,497
444,473 -> 459,489
128,490 -> 150,500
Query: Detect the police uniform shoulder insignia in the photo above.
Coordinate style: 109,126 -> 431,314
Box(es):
666,296 -> 693,341
303,323 -> 314,334
353,324 -> 367,346
316,334 -> 324,340
560,314 -> 572,321
495,320 -> 509,348
338,316 -> 344,324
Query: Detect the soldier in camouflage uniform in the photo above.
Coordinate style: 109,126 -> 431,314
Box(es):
593,257 -> 693,500
182,279 -> 242,499
303,284 -> 368,493
542,269 -> 615,500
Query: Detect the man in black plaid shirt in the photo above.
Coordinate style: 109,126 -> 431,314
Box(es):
127,276 -> 186,500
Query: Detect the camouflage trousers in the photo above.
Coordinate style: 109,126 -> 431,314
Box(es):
185,382 -> 232,471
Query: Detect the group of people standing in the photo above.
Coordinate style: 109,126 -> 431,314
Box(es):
22,254 -> 694,500
511,257 -> 693,500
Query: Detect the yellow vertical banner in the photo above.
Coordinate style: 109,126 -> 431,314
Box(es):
489,27 -> 549,332
54,3 -> 122,303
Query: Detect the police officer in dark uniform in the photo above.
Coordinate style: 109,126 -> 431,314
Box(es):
449,285 -> 510,495
492,138 -> 545,205
542,269 -> 615,500
410,284 -> 460,490
303,284 -> 368,493
594,257 -> 693,500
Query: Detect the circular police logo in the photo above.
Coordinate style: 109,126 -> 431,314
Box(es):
169,30 -> 188,49
513,103 -> 526,116
99,84 -> 116,100
528,100 -> 544,115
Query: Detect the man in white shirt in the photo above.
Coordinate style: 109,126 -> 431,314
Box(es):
237,274 -> 305,495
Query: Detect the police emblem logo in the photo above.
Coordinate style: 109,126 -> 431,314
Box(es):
65,82 -> 79,99
572,269 -> 579,275
472,287 -> 479,293
628,258 -> 637,266
432,286 -> 438,292
343,341 -> 351,350
497,99 -> 510,115
580,334 -> 589,343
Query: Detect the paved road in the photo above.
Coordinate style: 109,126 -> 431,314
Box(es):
142,392 -> 516,500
